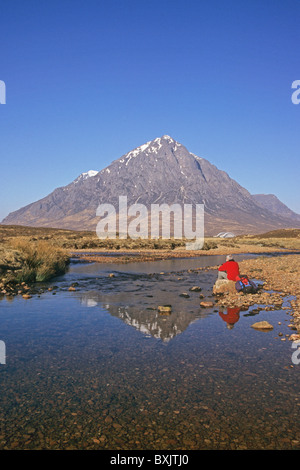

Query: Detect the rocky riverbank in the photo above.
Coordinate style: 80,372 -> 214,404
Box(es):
212,254 -> 300,338
72,244 -> 293,264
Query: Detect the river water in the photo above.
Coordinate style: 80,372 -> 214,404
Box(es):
0,253 -> 299,450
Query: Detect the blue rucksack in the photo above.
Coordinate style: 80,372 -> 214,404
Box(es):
235,275 -> 258,294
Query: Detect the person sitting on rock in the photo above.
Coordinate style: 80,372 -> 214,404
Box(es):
217,254 -> 240,281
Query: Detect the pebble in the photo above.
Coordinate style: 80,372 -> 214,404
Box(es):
158,305 -> 172,314
200,301 -> 214,308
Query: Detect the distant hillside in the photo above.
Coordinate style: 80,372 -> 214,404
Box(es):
252,194 -> 300,222
247,228 -> 300,239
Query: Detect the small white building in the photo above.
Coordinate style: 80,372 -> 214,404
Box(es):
214,232 -> 235,238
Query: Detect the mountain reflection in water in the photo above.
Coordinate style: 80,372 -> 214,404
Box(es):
79,289 -> 214,342
65,254 -> 259,342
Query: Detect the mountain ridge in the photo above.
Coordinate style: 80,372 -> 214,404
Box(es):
2,135 -> 300,235
252,194 -> 300,222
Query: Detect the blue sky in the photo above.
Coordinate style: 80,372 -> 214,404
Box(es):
0,0 -> 299,222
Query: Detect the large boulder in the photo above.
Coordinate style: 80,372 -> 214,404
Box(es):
213,279 -> 237,295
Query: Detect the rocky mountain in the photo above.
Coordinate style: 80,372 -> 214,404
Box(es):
252,194 -> 300,223
2,135 -> 300,235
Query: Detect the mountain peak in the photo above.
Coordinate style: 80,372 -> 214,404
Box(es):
155,135 -> 179,145
2,136 -> 300,234
160,134 -> 175,142
116,135 -> 182,167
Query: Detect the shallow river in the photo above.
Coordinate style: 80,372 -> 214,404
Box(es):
0,254 -> 299,450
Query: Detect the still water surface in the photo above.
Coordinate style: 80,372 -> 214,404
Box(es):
0,254 -> 299,449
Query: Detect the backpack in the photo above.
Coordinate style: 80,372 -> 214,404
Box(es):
235,275 -> 258,294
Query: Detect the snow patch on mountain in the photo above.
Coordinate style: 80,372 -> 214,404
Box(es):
120,135 -> 183,165
74,170 -> 99,183
123,141 -> 152,165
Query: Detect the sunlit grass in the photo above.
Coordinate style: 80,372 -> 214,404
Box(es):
7,238 -> 69,282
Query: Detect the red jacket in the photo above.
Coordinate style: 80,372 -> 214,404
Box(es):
218,260 -> 240,281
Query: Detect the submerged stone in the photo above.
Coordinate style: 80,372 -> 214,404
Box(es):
251,321 -> 274,330
200,301 -> 214,308
158,305 -> 172,314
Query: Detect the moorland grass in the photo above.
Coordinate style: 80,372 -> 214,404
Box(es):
5,238 -> 69,283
